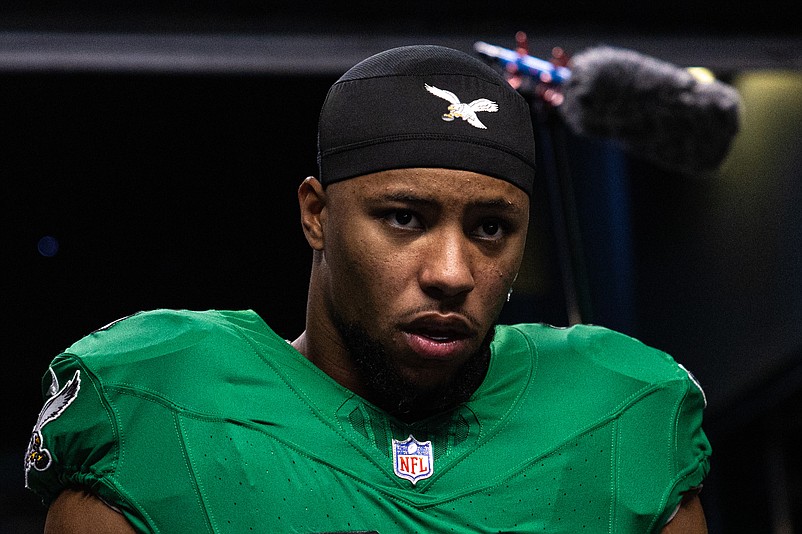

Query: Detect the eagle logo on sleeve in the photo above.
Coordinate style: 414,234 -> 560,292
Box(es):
424,84 -> 498,129
24,369 -> 81,487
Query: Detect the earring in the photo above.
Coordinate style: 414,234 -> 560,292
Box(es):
507,288 -> 513,302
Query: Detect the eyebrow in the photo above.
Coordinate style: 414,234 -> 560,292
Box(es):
371,192 -> 527,215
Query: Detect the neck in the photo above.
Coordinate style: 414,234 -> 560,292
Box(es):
291,287 -> 367,398
292,320 -> 494,424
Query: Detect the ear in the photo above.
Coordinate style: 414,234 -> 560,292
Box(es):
298,176 -> 327,251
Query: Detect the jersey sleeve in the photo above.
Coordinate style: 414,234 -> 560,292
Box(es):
556,324 -> 712,531
24,352 -> 120,506
614,355 -> 711,531
661,366 -> 710,523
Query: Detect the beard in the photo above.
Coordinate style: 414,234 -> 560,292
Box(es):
332,311 -> 494,423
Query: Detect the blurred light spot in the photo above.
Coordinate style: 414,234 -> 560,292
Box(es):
687,67 -> 716,84
38,236 -> 60,257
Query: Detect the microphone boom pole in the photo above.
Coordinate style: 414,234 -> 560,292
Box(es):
476,36 -> 592,326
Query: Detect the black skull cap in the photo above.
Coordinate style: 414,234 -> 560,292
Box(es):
317,45 -> 536,195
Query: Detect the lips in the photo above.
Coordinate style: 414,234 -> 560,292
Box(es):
401,315 -> 476,360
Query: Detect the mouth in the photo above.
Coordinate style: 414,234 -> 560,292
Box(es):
401,315 -> 476,361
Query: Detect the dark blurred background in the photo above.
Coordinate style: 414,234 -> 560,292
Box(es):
3,2 -> 802,532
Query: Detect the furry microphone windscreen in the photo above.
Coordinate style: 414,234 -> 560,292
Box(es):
559,46 -> 741,175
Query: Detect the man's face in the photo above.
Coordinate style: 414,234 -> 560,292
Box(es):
315,168 -> 529,412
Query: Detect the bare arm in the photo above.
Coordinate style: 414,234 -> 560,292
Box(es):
45,488 -> 136,534
660,494 -> 707,534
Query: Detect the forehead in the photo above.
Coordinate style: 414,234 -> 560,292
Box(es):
327,168 -> 530,210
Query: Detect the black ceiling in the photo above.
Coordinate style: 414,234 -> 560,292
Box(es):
0,1 -> 799,36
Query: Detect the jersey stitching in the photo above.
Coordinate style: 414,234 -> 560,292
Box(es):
609,419 -> 618,534
434,326 -> 668,504
62,356 -> 122,477
231,317 -> 351,437
671,379 -> 689,475
64,356 -> 160,532
111,310 -> 386,494
104,339 -> 683,517
425,325 -> 536,492
332,377 -> 684,520
263,367 -> 407,489
107,383 -> 219,415
232,311 -> 429,479
234,327 -> 525,510
173,412 -> 216,534
649,378 -> 699,532
223,319 -> 433,507
108,384 -> 444,512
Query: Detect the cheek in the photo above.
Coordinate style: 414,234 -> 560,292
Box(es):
498,237 -> 527,289
472,247 -> 526,308
475,268 -> 515,308
327,232 -> 407,314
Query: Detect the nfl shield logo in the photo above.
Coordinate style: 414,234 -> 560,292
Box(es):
392,435 -> 433,485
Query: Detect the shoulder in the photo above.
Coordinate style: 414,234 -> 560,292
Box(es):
26,309 -> 290,513
65,308 -> 270,364
496,322 -> 694,387
493,323 -> 710,527
55,309 -> 284,401
67,308 -> 264,359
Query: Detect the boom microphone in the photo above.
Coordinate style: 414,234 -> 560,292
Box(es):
474,42 -> 742,174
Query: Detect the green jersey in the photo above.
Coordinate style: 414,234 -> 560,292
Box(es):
25,309 -> 710,533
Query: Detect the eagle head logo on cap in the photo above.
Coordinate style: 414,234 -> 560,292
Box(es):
425,84 -> 499,129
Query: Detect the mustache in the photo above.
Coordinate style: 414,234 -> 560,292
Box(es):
396,305 -> 484,331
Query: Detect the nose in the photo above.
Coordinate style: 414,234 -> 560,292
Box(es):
418,230 -> 475,300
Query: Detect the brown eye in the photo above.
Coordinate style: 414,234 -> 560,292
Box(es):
384,210 -> 423,230
394,211 -> 414,226
482,221 -> 500,236
474,219 -> 506,240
